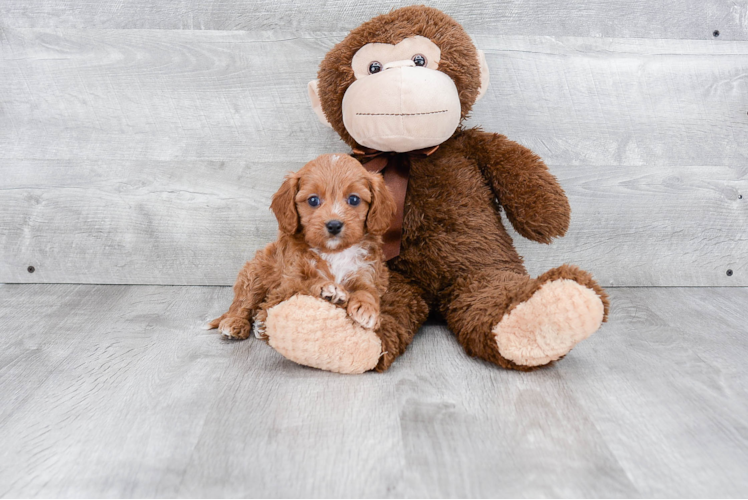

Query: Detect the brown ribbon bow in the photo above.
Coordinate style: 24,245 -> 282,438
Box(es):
352,145 -> 439,261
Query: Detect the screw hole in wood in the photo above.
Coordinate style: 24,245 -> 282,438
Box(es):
713,30 -> 720,37
27,266 -> 35,273
726,269 -> 733,277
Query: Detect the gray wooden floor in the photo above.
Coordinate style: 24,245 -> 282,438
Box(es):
1,284 -> 746,497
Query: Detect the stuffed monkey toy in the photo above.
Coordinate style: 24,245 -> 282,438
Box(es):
261,5 -> 609,374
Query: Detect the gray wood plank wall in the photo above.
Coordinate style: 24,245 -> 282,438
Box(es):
2,0 -> 747,40
0,2 -> 746,286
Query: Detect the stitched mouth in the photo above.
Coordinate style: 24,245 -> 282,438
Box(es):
356,110 -> 448,116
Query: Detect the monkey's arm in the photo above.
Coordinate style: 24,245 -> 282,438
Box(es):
463,128 -> 570,243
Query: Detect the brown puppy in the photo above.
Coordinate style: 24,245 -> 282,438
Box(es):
206,153 -> 395,340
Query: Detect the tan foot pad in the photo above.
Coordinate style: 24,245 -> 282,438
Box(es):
492,279 -> 604,367
265,294 -> 382,374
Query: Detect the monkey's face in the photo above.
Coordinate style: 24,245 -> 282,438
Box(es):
341,36 -> 461,153
309,6 -> 490,152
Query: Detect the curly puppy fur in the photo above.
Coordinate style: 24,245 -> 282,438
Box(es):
313,6 -> 608,372
207,153 -> 395,340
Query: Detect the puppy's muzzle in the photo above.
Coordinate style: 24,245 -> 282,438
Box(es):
326,220 -> 343,236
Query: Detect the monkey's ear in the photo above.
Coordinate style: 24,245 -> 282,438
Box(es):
270,173 -> 300,234
476,50 -> 490,102
365,172 -> 396,236
308,80 -> 333,128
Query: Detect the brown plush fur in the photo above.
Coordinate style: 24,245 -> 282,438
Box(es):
313,6 -> 609,372
208,154 -> 395,338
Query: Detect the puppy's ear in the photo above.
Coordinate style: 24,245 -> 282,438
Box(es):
271,173 -> 300,234
365,171 -> 396,236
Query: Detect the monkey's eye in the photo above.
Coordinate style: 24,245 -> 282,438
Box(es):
347,194 -> 361,206
412,54 -> 427,67
308,196 -> 321,207
368,61 -> 382,74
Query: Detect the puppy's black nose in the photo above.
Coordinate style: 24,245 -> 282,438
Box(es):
326,220 -> 343,235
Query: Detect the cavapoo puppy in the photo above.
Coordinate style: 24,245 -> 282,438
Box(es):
207,153 -> 396,340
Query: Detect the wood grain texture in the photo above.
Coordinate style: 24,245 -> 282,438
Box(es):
1,30 -> 746,286
0,284 -> 747,497
514,163 -> 748,287
2,30 -> 747,167
1,160 -> 745,286
1,0 -> 747,41
0,159 -> 286,285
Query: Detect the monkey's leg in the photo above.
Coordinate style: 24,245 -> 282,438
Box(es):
264,271 -> 428,374
441,265 -> 609,370
373,271 -> 429,372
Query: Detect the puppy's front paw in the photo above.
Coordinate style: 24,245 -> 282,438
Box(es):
320,283 -> 348,305
218,316 -> 251,340
347,295 -> 379,330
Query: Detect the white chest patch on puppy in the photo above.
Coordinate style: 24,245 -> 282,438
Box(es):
315,244 -> 369,283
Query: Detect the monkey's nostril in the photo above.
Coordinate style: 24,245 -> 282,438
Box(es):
326,220 -> 344,235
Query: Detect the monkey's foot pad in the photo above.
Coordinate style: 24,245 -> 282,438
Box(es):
266,294 -> 382,374
493,279 -> 605,367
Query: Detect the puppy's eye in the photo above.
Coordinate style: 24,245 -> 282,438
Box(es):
308,196 -> 320,207
347,195 -> 361,206
368,61 -> 382,74
412,54 -> 427,67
